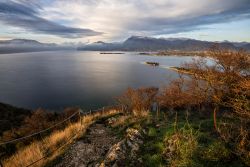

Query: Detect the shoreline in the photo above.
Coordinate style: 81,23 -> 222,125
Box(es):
165,66 -> 195,75
139,51 -> 209,57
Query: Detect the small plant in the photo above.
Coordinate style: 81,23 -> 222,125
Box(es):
143,153 -> 163,167
164,122 -> 199,167
200,141 -> 231,162
153,142 -> 165,153
148,127 -> 157,137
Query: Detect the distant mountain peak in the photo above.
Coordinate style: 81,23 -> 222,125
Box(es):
127,36 -> 156,40
161,37 -> 191,41
127,36 -> 193,41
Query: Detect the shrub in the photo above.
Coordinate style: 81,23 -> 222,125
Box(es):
164,123 -> 199,167
153,142 -> 165,153
148,127 -> 157,137
117,87 -> 158,116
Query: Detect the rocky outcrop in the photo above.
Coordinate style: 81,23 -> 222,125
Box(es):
54,116 -> 146,167
100,128 -> 145,167
55,123 -> 118,167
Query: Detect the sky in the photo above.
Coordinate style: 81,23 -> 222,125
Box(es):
0,0 -> 250,44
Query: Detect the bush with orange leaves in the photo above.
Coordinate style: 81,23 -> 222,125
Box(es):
158,76 -> 207,112
117,87 -> 158,116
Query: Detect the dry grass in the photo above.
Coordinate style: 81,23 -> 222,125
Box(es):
111,110 -> 149,128
3,109 -> 119,167
111,115 -> 130,127
3,142 -> 44,167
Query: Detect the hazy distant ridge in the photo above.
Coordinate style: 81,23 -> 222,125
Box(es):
78,36 -> 250,51
1,37 -> 249,54
0,39 -> 74,54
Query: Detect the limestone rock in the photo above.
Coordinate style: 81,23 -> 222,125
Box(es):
100,128 -> 145,167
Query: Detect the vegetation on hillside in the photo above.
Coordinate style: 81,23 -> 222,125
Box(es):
0,103 -> 31,136
115,47 -> 250,166
0,107 -> 83,159
1,109 -> 120,167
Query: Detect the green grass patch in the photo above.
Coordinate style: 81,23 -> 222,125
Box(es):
148,127 -> 157,137
199,141 -> 232,162
138,110 -> 248,167
143,154 -> 164,167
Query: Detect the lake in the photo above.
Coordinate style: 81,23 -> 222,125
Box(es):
0,51 -> 194,110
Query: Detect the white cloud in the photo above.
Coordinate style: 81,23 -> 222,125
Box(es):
1,0 -> 250,42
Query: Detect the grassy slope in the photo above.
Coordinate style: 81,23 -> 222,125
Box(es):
139,111 -> 247,167
106,110 -> 248,167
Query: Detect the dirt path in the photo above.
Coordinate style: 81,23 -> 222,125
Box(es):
54,121 -> 118,167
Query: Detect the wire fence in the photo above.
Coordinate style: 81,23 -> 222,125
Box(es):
0,111 -> 80,146
0,105 -> 121,167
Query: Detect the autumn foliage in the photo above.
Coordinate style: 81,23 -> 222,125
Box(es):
160,47 -> 250,164
117,87 -> 158,116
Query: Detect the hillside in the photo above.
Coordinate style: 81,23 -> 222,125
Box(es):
0,103 -> 31,136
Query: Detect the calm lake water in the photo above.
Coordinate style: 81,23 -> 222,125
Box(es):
0,51 -> 194,110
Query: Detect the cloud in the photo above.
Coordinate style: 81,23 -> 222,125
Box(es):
0,1 -> 102,38
121,0 -> 250,36
0,0 -> 249,41
37,0 -> 250,41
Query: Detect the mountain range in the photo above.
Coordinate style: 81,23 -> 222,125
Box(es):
78,36 -> 250,52
0,36 -> 249,54
0,39 -> 74,54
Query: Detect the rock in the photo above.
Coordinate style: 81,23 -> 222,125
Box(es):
126,128 -> 142,139
54,123 -> 118,167
156,124 -> 161,128
100,128 -> 144,166
126,139 -> 133,148
138,158 -> 143,163
112,163 -> 119,167
131,142 -> 140,152
107,117 -> 117,125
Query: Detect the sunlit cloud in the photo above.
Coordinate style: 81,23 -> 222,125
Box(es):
0,0 -> 249,42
